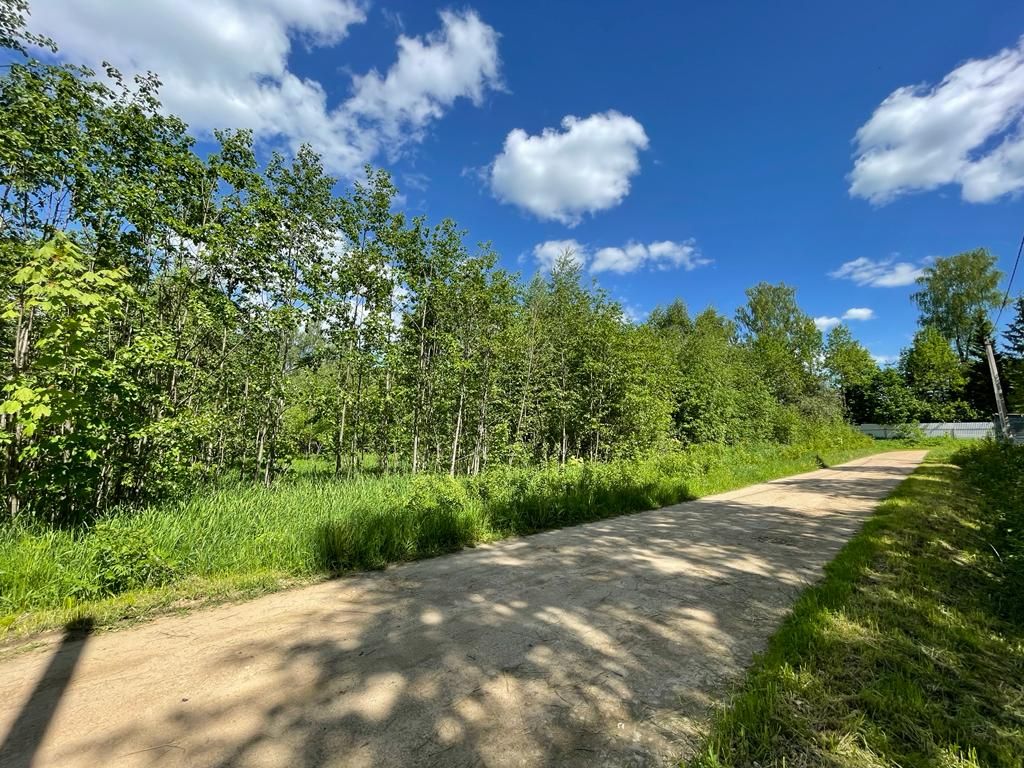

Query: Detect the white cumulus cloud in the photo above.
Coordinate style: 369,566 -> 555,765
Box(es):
528,241 -> 704,278
490,111 -> 649,225
842,307 -> 875,321
850,36 -> 1024,203
591,239 -> 707,274
830,257 -> 924,287
345,9 -> 502,151
816,307 -> 874,331
531,239 -> 587,271
531,238 -> 707,274
26,2 -> 502,176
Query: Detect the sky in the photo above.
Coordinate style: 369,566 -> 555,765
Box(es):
23,0 -> 1024,363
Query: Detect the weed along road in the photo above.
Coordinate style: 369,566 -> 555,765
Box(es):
0,451 -> 925,768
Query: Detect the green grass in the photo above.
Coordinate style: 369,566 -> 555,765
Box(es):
0,425 -> 910,641
956,439 -> 1024,621
688,442 -> 1024,768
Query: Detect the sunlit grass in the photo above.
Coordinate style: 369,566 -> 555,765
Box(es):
0,429 -> 903,639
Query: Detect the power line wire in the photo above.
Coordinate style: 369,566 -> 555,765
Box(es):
995,229 -> 1023,327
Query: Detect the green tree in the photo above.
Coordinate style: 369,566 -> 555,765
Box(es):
863,368 -> 920,426
912,249 -> 1003,361
822,325 -> 877,417
652,306 -> 775,444
647,299 -> 693,336
899,326 -> 969,421
961,318 -> 1010,419
1,237 -> 176,519
1004,295 -> 1024,411
736,282 -> 823,404
0,0 -> 53,56
1006,295 -> 1024,358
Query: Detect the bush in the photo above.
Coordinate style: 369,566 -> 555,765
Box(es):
89,521 -> 178,596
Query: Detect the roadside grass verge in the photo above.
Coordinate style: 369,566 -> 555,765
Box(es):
688,442 -> 1024,768
956,439 -> 1024,621
0,425 -> 908,641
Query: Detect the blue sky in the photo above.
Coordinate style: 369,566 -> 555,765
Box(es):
27,0 -> 1024,362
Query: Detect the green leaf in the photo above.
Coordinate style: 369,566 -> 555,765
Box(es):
28,403 -> 52,420
12,387 -> 36,403
13,265 -> 37,283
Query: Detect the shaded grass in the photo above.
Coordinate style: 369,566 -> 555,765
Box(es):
0,427 -> 911,640
688,443 -> 1024,768
955,439 -> 1024,620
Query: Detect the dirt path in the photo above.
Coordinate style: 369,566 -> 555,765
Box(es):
0,450 -> 925,768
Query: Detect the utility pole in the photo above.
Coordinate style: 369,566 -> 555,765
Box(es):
984,338 -> 1011,440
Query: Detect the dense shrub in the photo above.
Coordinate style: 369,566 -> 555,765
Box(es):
90,522 -> 179,596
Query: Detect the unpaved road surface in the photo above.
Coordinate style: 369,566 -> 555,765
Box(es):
0,450 -> 925,768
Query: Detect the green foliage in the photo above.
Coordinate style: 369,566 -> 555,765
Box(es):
658,307 -> 777,445
899,325 -> 973,421
316,510 -> 418,572
823,324 -> 877,407
648,301 -> 841,447
90,522 -> 178,596
821,324 -> 878,427
912,249 -> 1003,362
405,474 -> 479,552
1005,295 -> 1024,358
1,237 -> 183,520
691,447 -> 1024,768
1001,295 -> 1024,412
0,14 -> 882,528
860,368 -> 920,425
736,282 -> 823,405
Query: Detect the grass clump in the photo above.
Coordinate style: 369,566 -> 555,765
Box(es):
316,474 -> 481,571
0,424 -> 886,638
689,443 -> 1024,768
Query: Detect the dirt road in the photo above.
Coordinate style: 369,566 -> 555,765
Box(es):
0,450 -> 925,767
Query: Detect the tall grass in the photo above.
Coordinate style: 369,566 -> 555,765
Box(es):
0,474 -> 409,616
0,425 -> 878,635
955,438 -> 1024,618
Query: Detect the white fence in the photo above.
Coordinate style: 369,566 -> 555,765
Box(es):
997,415 -> 1024,444
857,422 -> 995,440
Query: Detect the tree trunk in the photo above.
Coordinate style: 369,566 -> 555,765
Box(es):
336,401 -> 347,476
450,382 -> 465,476
472,356 -> 491,475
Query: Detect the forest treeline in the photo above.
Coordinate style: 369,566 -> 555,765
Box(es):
1,5 -> 1021,524
833,248 -> 1024,427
